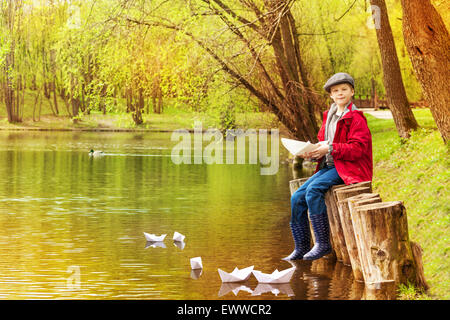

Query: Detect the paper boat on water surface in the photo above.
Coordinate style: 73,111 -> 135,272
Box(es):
191,268 -> 203,280
173,231 -> 185,242
143,232 -> 167,242
173,240 -> 186,250
145,241 -> 166,249
252,266 -> 296,284
190,257 -> 203,270
218,266 -> 254,283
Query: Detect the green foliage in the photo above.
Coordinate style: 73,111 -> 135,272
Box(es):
369,109 -> 449,300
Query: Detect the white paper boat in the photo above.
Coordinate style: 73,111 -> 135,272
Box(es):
191,269 -> 203,280
143,232 -> 166,242
173,240 -> 186,250
145,241 -> 166,249
190,257 -> 203,270
218,266 -> 254,283
218,283 -> 253,297
252,266 -> 296,283
281,138 -> 328,157
173,231 -> 185,242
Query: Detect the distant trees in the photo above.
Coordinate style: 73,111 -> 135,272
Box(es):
401,0 -> 450,143
125,0 -> 323,140
0,0 -> 447,139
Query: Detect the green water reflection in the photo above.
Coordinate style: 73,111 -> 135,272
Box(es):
0,131 -> 361,299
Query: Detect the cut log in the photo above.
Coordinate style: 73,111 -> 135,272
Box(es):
289,178 -> 308,196
410,241 -> 429,292
362,280 -> 397,300
354,201 -> 418,287
335,187 -> 372,281
347,193 -> 383,283
327,181 -> 372,265
327,184 -> 349,263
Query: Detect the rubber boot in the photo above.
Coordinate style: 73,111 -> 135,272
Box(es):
282,221 -> 311,260
302,213 -> 332,260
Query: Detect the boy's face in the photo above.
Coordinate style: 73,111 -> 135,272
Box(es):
329,83 -> 354,107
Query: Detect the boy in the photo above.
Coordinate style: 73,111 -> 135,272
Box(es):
283,72 -> 373,261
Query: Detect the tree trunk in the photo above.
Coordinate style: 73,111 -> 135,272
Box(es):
370,0 -> 418,139
401,0 -> 450,142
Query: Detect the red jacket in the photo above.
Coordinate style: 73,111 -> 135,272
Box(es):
315,103 -> 373,185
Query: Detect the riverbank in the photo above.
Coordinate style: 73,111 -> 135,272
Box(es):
0,108 -> 285,133
367,109 -> 449,300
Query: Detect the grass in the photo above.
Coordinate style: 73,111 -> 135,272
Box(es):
366,109 -> 449,300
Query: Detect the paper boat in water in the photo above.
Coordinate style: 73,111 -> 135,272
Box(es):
143,232 -> 166,242
252,266 -> 296,284
145,241 -> 166,249
173,231 -> 185,242
173,240 -> 186,250
190,257 -> 203,270
218,266 -> 254,283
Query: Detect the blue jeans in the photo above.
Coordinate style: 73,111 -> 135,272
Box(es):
290,165 -> 344,224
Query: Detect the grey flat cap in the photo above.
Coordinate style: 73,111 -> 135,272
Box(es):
323,72 -> 355,92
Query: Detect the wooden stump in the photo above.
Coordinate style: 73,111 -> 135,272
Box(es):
335,187 -> 372,281
354,201 -> 418,287
347,193 -> 382,283
327,184 -> 349,263
328,182 -> 372,266
362,280 -> 397,300
410,241 -> 429,292
289,178 -> 309,196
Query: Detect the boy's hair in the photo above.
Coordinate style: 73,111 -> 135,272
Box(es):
323,73 -> 354,93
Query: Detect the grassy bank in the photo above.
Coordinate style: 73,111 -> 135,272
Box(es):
366,109 -> 449,300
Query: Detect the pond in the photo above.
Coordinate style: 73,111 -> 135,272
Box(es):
0,130 -> 362,299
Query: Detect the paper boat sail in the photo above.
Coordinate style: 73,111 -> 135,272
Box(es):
190,257 -> 203,270
173,240 -> 186,250
191,269 -> 203,280
252,266 -> 296,283
143,232 -> 166,242
173,231 -> 185,242
218,266 -> 254,283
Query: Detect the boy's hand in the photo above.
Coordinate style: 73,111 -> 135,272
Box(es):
305,144 -> 329,159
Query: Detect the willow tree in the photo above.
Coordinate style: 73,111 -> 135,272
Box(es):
401,0 -> 450,143
124,0 -> 321,141
369,0 -> 418,139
